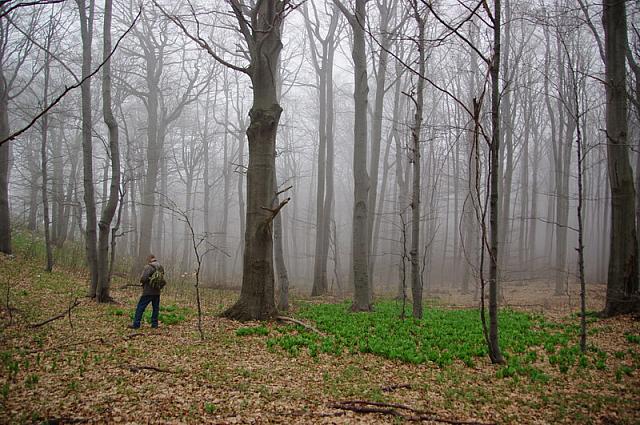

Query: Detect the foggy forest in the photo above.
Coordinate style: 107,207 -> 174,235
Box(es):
0,0 -> 639,423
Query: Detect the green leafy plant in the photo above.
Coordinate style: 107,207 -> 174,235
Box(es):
266,301 -> 605,379
625,333 -> 640,344
24,374 -> 39,389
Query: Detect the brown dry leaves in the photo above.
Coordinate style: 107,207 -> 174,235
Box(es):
1,254 -> 639,424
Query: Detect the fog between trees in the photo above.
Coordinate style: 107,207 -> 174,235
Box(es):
1,0 -> 638,316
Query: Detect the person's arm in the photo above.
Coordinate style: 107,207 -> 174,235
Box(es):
140,265 -> 154,284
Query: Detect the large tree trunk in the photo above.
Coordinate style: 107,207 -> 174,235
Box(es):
77,0 -> 99,296
96,0 -> 120,303
222,0 -> 285,321
602,0 -> 639,316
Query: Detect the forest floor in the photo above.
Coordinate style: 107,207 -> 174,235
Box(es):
1,247 -> 639,424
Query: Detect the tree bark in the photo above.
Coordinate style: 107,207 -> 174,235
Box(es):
77,0 -> 99,296
96,0 -> 120,303
0,17 -> 11,255
602,0 -> 639,316
334,0 -> 371,311
488,0 -> 505,364
410,2 -> 425,319
222,0 -> 286,321
40,42 -> 53,272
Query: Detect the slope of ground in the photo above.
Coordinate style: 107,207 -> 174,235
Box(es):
1,248 -> 639,424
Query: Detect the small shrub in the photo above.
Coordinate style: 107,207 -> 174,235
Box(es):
25,374 -> 39,389
625,333 -> 640,344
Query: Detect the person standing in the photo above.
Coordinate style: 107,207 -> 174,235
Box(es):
129,255 -> 164,329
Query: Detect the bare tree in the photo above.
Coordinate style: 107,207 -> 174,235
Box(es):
158,0 -> 294,320
333,0 -> 372,311
407,0 -> 426,319
304,1 -> 340,297
95,0 -> 121,302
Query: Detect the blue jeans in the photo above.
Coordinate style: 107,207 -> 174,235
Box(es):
132,295 -> 160,328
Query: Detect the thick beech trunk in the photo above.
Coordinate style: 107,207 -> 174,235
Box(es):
602,0 -> 639,316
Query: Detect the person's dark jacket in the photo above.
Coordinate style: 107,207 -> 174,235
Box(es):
140,260 -> 163,296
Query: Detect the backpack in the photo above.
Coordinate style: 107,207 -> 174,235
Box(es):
148,265 -> 166,290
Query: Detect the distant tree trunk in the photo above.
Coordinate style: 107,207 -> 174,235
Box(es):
52,130 -> 64,245
77,0 -> 99,296
368,0 -> 394,286
334,0 -> 371,311
462,99 -> 481,295
201,89 -> 212,282
27,148 -> 39,231
61,140 -> 80,245
0,15 -> 11,255
498,0 -> 514,275
220,81 -> 230,283
602,0 -> 639,316
305,3 -> 339,296
371,64 -> 403,282
40,43 -> 53,272
528,112 -> 540,267
96,0 -> 120,303
274,175 -> 290,311
322,43 -> 337,294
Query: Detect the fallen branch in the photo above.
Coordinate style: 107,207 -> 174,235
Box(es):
118,283 -> 142,290
29,299 -> 81,328
329,400 -> 495,425
382,383 -> 412,392
43,417 -> 89,424
125,365 -> 175,374
275,316 -> 326,337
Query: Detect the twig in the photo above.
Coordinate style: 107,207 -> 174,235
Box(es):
381,383 -> 412,392
29,299 -> 81,328
0,7 -> 142,147
42,417 -> 89,424
117,284 -> 142,290
125,365 -> 175,374
276,185 -> 293,197
124,332 -> 145,340
275,316 -> 326,337
329,400 -> 495,425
